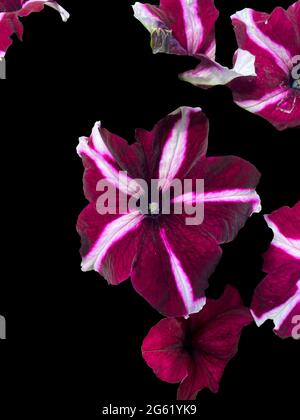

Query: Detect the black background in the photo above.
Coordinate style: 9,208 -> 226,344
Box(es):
1,0 -> 299,418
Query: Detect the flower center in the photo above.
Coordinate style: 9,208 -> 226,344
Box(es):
290,61 -> 300,90
145,188 -> 164,218
182,330 -> 195,356
148,202 -> 159,215
291,78 -> 300,90
142,187 -> 176,218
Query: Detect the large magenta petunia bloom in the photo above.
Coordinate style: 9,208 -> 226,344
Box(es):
0,0 -> 69,58
133,0 -> 256,84
142,286 -> 253,400
182,2 -> 300,130
77,107 -> 261,318
251,202 -> 300,339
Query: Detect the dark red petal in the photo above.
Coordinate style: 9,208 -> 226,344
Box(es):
177,353 -> 221,399
131,215 -> 221,317
176,156 -> 261,243
0,1 -> 22,13
251,265 -> 300,336
142,287 -> 251,400
189,285 -> 249,327
142,318 -> 190,383
77,204 -> 144,284
288,1 -> 300,31
251,202 -> 300,338
179,286 -> 252,399
0,13 -> 23,57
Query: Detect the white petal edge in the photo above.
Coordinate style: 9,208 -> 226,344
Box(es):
180,49 -> 256,87
45,1 -> 70,21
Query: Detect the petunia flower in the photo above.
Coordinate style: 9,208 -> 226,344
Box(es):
133,0 -> 256,83
77,106 -> 261,318
142,286 -> 253,400
181,2 -> 300,130
251,202 -> 300,339
132,0 -> 219,58
230,3 -> 300,130
0,0 -> 69,58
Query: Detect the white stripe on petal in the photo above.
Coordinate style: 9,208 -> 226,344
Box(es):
181,0 -> 203,54
174,188 -> 261,214
158,107 -> 197,191
77,122 -> 143,197
232,8 -> 291,74
132,2 -> 162,32
235,88 -> 288,113
205,39 -> 217,60
82,211 -> 144,273
251,280 -> 300,330
180,49 -> 256,87
160,228 -> 206,315
265,216 -> 300,259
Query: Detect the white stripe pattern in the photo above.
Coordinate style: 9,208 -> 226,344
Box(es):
181,0 -> 203,54
158,107 -> 196,191
181,49 -> 256,87
265,216 -> 300,259
235,89 -> 288,112
160,228 -> 206,315
232,9 -> 291,74
77,122 -> 142,197
82,211 -> 144,273
174,188 -> 261,214
251,280 -> 300,330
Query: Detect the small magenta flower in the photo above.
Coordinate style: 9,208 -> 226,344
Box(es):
251,202 -> 300,339
142,286 -> 253,400
77,107 -> 261,318
0,0 -> 69,58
